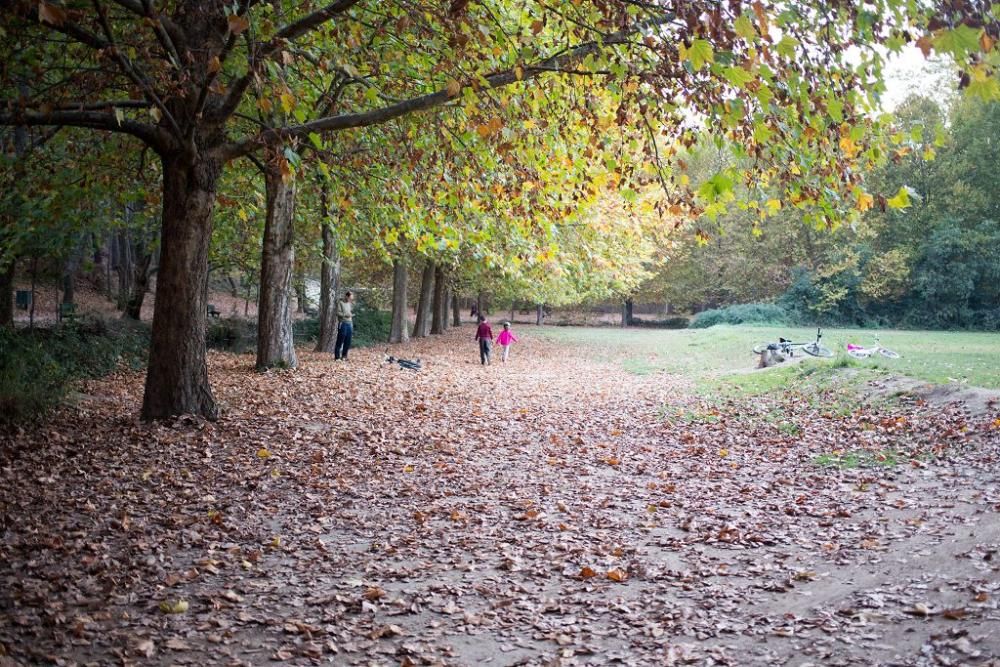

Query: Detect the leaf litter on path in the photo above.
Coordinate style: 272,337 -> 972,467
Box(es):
1,328 -> 998,665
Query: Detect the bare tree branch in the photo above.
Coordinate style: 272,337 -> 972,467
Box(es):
0,109 -> 170,151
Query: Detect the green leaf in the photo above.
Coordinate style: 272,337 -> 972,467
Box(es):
723,66 -> 754,89
776,36 -> 799,59
933,25 -> 982,59
887,186 -> 912,209
827,99 -> 843,123
734,14 -> 756,40
683,39 -> 714,70
308,132 -> 323,150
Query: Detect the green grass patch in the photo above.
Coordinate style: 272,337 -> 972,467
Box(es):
813,449 -> 902,469
532,324 -> 1000,390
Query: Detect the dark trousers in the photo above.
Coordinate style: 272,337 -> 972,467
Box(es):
334,321 -> 353,359
479,338 -> 492,365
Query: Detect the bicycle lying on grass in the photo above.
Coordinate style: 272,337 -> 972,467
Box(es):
752,327 -> 834,358
846,335 -> 900,359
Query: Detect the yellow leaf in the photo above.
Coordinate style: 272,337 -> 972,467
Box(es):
446,79 -> 461,97
515,66 -> 524,81
887,186 -> 912,209
606,568 -> 628,582
856,190 -> 874,212
270,535 -> 281,548
719,448 -> 729,457
403,464 -> 415,473
159,599 -> 189,614
280,92 -> 295,114
256,448 -> 271,458
766,198 -> 781,213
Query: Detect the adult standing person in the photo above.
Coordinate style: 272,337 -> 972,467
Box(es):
334,291 -> 354,361
475,314 -> 493,365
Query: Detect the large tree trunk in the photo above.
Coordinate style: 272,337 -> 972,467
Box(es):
431,265 -> 446,334
315,203 -> 340,352
141,154 -> 221,421
536,303 -> 545,326
389,258 -> 409,344
256,167 -> 297,370
452,293 -> 461,327
412,261 -> 434,338
0,261 -> 13,328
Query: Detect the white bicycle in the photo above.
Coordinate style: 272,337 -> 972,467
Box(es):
846,335 -> 900,359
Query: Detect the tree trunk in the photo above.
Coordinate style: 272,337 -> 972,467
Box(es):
294,267 -> 307,314
431,264 -> 446,334
389,258 -> 409,344
510,300 -> 515,324
141,154 -> 221,421
0,261 -> 13,328
29,255 -> 37,329
412,261 -> 434,338
442,283 -> 451,331
256,167 -> 297,370
315,204 -> 340,352
622,299 -> 634,327
536,303 -> 545,326
452,292 -> 461,327
124,252 -> 153,320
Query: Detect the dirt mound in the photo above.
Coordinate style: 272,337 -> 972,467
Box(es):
869,375 -> 1000,418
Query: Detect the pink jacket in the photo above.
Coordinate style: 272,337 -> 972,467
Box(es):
496,330 -> 518,345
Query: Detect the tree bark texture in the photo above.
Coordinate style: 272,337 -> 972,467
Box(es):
431,265 -> 446,334
536,303 -> 545,326
389,259 -> 409,344
452,293 -> 461,327
622,298 -> 634,327
315,212 -> 340,353
256,168 -> 297,371
141,154 -> 221,421
442,283 -> 451,331
0,262 -> 13,328
412,261 -> 434,338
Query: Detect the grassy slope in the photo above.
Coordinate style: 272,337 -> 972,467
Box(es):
534,325 -> 1000,390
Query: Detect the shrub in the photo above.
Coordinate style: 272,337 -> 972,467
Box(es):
689,303 -> 790,328
0,318 -> 150,427
630,316 -> 689,329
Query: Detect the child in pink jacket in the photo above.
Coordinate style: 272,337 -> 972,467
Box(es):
496,321 -> 519,362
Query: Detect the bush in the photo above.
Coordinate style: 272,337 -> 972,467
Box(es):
0,318 -> 150,427
630,316 -> 689,329
689,303 -> 790,328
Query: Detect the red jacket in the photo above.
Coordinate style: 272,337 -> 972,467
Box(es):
475,322 -> 493,341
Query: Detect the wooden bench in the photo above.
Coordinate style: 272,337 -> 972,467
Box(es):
58,302 -> 77,322
207,304 -> 221,319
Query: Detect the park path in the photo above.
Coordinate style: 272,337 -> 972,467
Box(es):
1,326 -> 999,666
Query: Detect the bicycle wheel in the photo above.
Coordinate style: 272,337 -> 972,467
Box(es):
847,348 -> 870,359
752,343 -> 771,355
803,342 -> 834,358
878,347 -> 900,359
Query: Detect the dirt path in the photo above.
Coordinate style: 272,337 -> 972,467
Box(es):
2,328 -> 998,666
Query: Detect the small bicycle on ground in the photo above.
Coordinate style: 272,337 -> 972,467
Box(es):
846,335 -> 900,359
752,327 -> 834,358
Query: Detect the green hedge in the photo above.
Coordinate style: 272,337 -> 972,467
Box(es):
0,318 -> 150,427
689,303 -> 790,328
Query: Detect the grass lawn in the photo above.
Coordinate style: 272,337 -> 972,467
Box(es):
533,324 -> 1000,391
